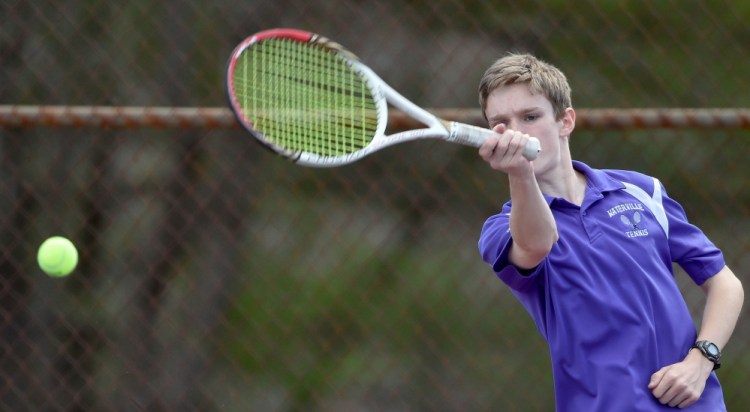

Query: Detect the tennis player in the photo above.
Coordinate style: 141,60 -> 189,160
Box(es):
476,53 -> 744,411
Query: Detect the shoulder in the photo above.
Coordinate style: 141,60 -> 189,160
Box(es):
481,201 -> 513,229
601,168 -> 660,192
573,161 -> 659,193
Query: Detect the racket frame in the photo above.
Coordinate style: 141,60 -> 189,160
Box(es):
226,28 -> 540,167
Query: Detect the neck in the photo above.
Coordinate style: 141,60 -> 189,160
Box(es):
537,158 -> 587,206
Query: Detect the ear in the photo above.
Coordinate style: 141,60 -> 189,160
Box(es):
560,107 -> 576,137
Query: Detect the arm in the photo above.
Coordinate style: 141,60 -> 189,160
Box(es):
648,266 -> 744,408
478,125 -> 557,270
506,169 -> 558,269
695,265 -> 744,349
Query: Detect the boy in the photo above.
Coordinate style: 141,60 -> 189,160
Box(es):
476,53 -> 744,411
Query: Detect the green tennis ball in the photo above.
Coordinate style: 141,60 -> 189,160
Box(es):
37,236 -> 79,277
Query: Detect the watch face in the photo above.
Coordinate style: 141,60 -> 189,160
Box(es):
707,344 -> 720,356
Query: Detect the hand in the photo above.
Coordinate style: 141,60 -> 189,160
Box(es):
648,350 -> 714,408
478,124 -> 535,175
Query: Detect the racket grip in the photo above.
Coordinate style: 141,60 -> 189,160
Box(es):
449,122 -> 541,160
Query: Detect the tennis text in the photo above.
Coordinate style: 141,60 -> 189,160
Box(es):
625,229 -> 649,238
607,203 -> 644,218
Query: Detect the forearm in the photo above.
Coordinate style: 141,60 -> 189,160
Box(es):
697,266 -> 744,349
507,174 -> 558,268
649,266 -> 744,407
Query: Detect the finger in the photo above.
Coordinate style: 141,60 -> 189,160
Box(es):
663,383 -> 692,408
668,391 -> 691,408
656,377 -> 693,407
648,368 -> 665,390
663,387 -> 681,407
493,134 -> 511,160
504,131 -> 528,160
514,133 -> 532,159
478,136 -> 499,159
650,379 -> 670,399
677,393 -> 699,409
658,390 -> 677,407
492,123 -> 507,134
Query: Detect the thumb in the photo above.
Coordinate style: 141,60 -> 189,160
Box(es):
648,368 -> 665,389
492,123 -> 507,134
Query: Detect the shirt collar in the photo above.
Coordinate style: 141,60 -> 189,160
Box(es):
539,161 -> 625,207
571,160 -> 624,193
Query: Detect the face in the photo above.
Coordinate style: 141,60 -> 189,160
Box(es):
484,83 -> 573,171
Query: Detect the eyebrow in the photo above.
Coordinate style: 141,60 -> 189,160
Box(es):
487,106 -> 544,123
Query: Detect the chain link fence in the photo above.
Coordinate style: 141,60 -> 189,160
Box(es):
1,1 -> 748,410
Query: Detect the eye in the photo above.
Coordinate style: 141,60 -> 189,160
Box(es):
524,113 -> 539,122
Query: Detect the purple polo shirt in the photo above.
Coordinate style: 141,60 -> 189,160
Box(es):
478,161 -> 726,411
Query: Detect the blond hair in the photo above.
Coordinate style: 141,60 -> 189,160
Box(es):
478,53 -> 571,121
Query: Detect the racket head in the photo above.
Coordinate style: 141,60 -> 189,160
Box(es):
226,28 -> 387,166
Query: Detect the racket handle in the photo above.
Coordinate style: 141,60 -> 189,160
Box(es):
449,122 -> 541,161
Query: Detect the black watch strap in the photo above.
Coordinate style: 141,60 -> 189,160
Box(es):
693,340 -> 721,370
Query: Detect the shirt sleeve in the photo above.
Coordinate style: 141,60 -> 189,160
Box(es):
478,205 -> 544,292
660,182 -> 726,284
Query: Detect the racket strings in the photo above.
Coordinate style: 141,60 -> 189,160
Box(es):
232,38 -> 379,157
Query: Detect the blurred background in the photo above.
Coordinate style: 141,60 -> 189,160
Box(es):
1,0 -> 749,410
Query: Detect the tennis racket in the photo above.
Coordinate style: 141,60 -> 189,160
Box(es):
226,28 -> 540,167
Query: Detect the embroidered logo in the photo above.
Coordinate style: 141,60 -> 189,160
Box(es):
606,202 -> 643,217
619,210 -> 649,238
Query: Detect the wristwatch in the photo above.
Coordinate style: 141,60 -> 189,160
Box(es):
692,340 -> 721,370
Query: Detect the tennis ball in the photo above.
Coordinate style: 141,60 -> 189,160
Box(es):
37,236 -> 78,277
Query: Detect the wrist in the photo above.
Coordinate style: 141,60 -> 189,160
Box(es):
688,348 -> 718,373
691,340 -> 722,370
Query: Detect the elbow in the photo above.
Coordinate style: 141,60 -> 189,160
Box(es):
506,220 -> 558,269
530,239 -> 556,262
512,221 -> 558,254
726,270 -> 744,302
736,276 -> 745,305
530,228 -> 558,258
706,267 -> 745,306
513,234 -> 557,269
550,230 -> 560,246
532,227 -> 558,257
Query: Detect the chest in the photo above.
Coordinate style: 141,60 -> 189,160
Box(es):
553,192 -> 667,248
545,192 -> 673,291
